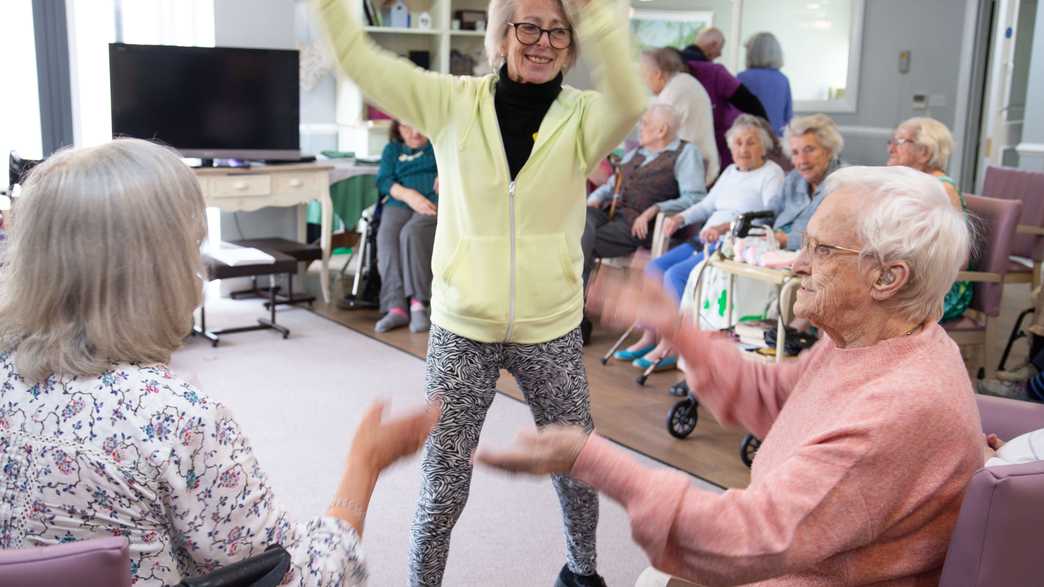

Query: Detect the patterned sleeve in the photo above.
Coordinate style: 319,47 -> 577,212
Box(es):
157,389 -> 367,586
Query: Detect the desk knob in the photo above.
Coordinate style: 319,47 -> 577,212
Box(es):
234,181 -> 249,191
289,178 -> 303,187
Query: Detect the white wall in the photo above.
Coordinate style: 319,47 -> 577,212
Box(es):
827,0 -> 969,169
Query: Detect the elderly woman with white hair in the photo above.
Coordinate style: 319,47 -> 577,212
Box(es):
316,0 -> 644,584
770,113 -> 845,251
481,166 -> 984,586
738,32 -> 792,136
0,139 -> 438,585
887,116 -> 970,322
615,114 -> 783,369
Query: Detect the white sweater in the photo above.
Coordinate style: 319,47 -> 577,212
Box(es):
680,160 -> 784,228
985,428 -> 1044,467
654,73 -> 720,184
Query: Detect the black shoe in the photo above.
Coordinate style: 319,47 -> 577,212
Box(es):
580,317 -> 593,347
555,565 -> 607,587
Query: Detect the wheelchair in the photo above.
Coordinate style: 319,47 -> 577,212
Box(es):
337,197 -> 385,311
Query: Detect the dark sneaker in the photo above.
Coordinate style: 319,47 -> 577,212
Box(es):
555,565 -> 607,587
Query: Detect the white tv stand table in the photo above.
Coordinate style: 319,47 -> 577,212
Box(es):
194,163 -> 334,303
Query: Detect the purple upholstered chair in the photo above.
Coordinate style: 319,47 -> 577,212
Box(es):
942,194 -> 1022,379
981,165 -> 1044,285
0,536 -> 130,587
940,394 -> 1044,587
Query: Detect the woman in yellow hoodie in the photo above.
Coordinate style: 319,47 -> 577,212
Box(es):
318,0 -> 643,584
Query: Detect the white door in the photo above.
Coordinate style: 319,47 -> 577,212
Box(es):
977,0 -> 1038,183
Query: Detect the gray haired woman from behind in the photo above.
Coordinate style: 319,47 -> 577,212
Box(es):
0,138 -> 436,585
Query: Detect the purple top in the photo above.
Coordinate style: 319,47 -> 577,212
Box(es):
737,68 -> 793,136
686,60 -> 742,169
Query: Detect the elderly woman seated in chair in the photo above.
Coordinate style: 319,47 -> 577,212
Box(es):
0,138 -> 437,585
482,166 -> 984,587
373,120 -> 439,333
887,116 -> 970,323
617,114 -> 784,370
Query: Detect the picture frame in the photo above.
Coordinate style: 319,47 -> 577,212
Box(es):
629,9 -> 714,51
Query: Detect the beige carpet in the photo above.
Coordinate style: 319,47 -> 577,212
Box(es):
171,293 -> 720,586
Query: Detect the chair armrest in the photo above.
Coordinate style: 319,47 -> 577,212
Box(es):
650,212 -> 674,258
940,460 -> 1044,587
957,271 -> 1003,283
1017,224 -> 1044,236
977,394 -> 1044,440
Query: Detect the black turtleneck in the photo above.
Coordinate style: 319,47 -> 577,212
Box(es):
494,65 -> 563,179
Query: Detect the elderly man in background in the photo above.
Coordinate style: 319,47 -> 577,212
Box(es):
483,166 -> 984,586
678,29 -> 768,168
582,104 -> 707,286
771,113 -> 845,251
641,47 -> 720,183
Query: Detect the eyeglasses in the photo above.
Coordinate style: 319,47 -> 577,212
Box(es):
508,22 -> 573,50
800,237 -> 862,261
887,137 -> 915,148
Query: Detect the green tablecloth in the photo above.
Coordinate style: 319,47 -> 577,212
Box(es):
307,174 -> 381,232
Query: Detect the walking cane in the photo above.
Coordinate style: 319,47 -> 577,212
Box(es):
606,153 -> 623,220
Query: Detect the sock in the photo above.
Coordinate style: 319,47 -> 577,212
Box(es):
410,298 -> 426,311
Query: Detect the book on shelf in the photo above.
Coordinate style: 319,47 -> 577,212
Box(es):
733,319 -> 776,347
362,0 -> 375,25
205,242 -> 276,266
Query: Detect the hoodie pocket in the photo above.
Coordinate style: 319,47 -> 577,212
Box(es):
437,236 -> 510,323
516,233 -> 581,320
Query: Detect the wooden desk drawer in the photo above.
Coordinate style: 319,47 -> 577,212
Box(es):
210,175 -> 272,198
273,173 -> 323,196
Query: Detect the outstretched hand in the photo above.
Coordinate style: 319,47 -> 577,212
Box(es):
586,267 -> 683,343
476,425 -> 590,476
350,401 -> 441,475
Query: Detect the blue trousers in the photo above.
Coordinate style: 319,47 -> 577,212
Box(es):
646,241 -> 715,303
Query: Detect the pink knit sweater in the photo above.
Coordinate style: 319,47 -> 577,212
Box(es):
572,323 -> 982,586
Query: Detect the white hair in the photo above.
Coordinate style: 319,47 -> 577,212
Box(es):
745,32 -> 783,69
646,103 -> 680,139
899,116 -> 954,172
726,114 -> 774,153
484,0 -> 578,71
784,113 -> 844,160
0,138 -> 207,382
822,166 -> 971,324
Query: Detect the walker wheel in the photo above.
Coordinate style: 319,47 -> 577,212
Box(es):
636,374 -> 648,386
667,398 -> 698,439
740,435 -> 762,468
600,356 -> 609,366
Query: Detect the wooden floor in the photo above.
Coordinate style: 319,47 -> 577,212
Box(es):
313,302 -> 752,489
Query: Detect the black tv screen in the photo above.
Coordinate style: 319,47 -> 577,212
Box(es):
109,43 -> 300,160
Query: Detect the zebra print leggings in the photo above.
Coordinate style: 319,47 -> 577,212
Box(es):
408,324 -> 599,586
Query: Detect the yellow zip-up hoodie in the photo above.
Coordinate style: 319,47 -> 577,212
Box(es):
320,0 -> 645,343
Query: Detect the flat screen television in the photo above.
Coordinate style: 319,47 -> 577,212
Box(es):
109,43 -> 300,161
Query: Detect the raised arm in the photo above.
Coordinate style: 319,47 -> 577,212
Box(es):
573,0 -> 646,172
317,0 -> 457,138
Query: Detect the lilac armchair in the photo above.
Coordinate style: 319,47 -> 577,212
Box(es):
0,536 -> 130,587
942,194 -> 1022,379
981,165 -> 1044,285
940,394 -> 1044,586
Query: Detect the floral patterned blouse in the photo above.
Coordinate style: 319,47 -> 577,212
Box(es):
0,354 -> 367,586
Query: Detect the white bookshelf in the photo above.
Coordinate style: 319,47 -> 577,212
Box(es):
338,0 -> 490,154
